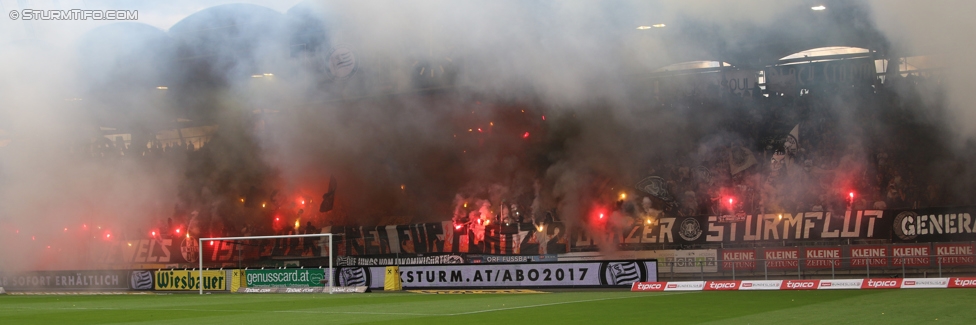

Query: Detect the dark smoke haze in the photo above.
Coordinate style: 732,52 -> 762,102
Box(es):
0,0 -> 973,271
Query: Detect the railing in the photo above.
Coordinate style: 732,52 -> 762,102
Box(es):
658,254 -> 976,281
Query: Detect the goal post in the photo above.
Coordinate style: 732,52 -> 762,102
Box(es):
197,233 -> 335,295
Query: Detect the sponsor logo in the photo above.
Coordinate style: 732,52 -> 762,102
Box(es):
782,280 -> 818,290
129,271 -> 153,290
704,281 -> 740,290
667,283 -> 677,288
862,279 -> 901,289
600,261 -> 646,286
632,282 -> 664,291
180,238 -> 198,263
678,218 -> 703,241
338,267 -> 370,288
817,279 -> 862,289
739,281 -> 781,290
950,278 -> 976,288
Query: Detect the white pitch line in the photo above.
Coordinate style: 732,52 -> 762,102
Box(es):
0,292 -> 693,317
445,292 -> 696,316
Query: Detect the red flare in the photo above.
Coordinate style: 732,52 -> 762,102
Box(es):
522,132 -> 530,139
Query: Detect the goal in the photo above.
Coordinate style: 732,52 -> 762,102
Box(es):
196,233 -> 336,295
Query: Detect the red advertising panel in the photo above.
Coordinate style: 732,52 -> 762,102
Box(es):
804,247 -> 842,268
703,280 -> 741,291
721,249 -> 756,271
631,282 -> 666,292
948,277 -> 976,288
891,244 -> 931,267
849,246 -> 888,267
861,278 -> 902,289
935,243 -> 976,266
763,248 -> 799,269
781,280 -> 820,290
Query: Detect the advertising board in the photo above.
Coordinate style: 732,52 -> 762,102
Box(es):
338,260 -> 657,289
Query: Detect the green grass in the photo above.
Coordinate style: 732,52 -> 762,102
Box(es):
1,289 -> 974,324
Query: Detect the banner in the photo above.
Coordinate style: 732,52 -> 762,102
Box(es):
949,277 -> 976,288
338,260 -> 657,289
721,249 -> 756,271
245,269 -> 326,287
817,279 -> 863,290
0,270 -> 131,291
861,278 -> 902,289
762,248 -> 799,269
891,244 -> 931,267
100,207 -> 976,267
154,270 -> 226,291
467,254 -> 558,264
336,254 -> 465,266
765,58 -> 876,95
850,246 -> 888,267
703,280 -> 741,291
900,278 -> 949,289
935,243 -> 976,266
663,281 -> 705,291
739,280 -> 783,290
781,280 -> 820,290
804,247 -> 842,268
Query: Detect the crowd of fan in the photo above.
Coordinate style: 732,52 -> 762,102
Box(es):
646,73 -> 956,217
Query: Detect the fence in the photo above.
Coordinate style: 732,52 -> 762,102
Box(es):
659,253 -> 976,281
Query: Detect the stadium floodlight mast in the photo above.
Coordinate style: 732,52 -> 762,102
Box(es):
197,233 -> 335,295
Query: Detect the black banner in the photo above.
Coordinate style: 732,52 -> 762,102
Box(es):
574,208 -> 976,248
336,260 -> 658,289
0,270 -> 136,291
336,254 -> 466,266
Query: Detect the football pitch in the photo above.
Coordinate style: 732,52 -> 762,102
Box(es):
1,289 -> 973,324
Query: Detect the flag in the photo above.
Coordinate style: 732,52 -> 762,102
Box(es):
786,124 -> 800,156
319,175 -> 337,213
729,146 -> 758,175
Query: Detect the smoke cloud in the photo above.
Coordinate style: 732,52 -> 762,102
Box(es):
1,0 -> 974,270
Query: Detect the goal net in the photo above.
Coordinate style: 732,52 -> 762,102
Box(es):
195,233 -> 335,295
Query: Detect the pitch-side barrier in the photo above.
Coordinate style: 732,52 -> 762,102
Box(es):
631,277 -> 976,291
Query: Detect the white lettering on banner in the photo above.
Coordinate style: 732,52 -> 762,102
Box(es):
707,216 -> 724,242
360,261 -> 657,289
901,213 -> 974,237
861,279 -> 902,289
868,280 -> 896,287
806,249 -> 839,258
631,282 -> 665,292
765,250 -> 797,259
950,278 -> 976,288
937,246 -> 973,255
763,214 -> 781,240
704,281 -> 740,290
852,247 -> 885,257
893,247 -> 929,256
782,280 -> 819,290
